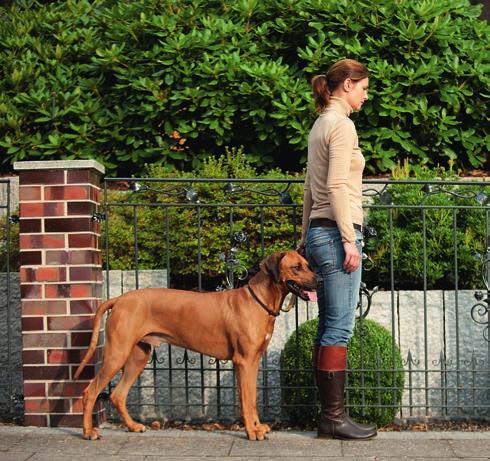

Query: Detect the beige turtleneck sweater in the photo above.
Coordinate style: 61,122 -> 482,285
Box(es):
301,97 -> 365,244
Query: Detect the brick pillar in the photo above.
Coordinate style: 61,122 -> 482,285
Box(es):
14,160 -> 106,427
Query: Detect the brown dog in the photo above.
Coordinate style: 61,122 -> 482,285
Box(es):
75,250 -> 317,441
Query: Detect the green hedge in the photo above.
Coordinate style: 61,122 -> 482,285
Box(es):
363,162 -> 488,289
1,0 -> 489,175
280,318 -> 405,427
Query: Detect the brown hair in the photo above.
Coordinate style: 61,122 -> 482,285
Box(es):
312,59 -> 369,112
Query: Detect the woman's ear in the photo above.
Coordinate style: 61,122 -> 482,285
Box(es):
343,78 -> 353,92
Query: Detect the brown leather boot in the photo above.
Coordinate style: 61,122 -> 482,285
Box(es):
316,345 -> 377,440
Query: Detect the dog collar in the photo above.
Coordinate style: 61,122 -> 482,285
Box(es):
247,285 -> 280,317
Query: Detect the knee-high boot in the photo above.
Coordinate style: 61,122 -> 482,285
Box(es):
316,345 -> 377,440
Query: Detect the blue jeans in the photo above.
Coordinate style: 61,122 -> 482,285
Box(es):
305,226 -> 363,347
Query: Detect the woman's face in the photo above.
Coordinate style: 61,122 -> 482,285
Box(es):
345,77 -> 369,111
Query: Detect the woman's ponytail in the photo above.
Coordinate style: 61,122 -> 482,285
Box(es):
311,74 -> 330,113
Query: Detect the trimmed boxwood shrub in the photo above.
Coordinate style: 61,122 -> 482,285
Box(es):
281,318 -> 404,428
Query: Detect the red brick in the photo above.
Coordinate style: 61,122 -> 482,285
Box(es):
70,267 -> 101,282
19,218 -> 42,233
20,202 -> 65,217
23,365 -> 70,380
20,284 -> 42,299
20,170 -> 64,185
71,332 -> 103,348
90,187 -> 101,203
23,414 -> 48,426
22,300 -> 67,316
24,382 -> 46,398
71,364 -> 96,380
47,350 -> 68,363
25,398 -> 71,414
70,299 -> 98,314
24,398 -> 49,413
19,186 -> 42,201
67,170 -> 101,185
50,414 -> 83,427
71,284 -> 96,298
22,316 -> 44,331
48,381 -> 87,397
71,397 -> 84,413
47,348 -> 90,364
67,202 -> 96,216
45,284 -> 70,298
45,185 -> 90,200
40,267 -> 67,282
20,267 -> 34,283
44,217 -> 94,233
20,234 -> 65,249
23,350 -> 45,364
45,250 -> 101,265
68,233 -> 97,248
21,267 -> 66,283
48,315 -> 93,331
19,251 -> 42,266
23,332 -> 67,348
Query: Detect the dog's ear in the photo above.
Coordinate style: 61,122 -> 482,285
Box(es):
259,252 -> 285,283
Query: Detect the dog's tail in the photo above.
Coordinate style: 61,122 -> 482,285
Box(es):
73,298 -> 117,380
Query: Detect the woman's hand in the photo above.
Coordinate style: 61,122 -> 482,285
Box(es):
343,241 -> 360,273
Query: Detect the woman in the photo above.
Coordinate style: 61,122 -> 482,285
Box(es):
301,59 -> 377,440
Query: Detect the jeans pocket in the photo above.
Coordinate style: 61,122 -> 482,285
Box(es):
305,228 -> 339,274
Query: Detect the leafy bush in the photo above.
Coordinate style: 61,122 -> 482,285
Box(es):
103,148 -> 305,289
363,162 -> 488,289
0,213 -> 18,272
280,318 -> 405,428
0,0 -> 488,175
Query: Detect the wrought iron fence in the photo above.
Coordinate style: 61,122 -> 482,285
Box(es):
101,177 -> 490,424
0,179 -> 22,421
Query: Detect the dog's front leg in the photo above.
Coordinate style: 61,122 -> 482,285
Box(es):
235,358 -> 271,441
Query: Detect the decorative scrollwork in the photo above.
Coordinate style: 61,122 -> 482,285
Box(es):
224,181 -> 294,204
356,283 -> 378,319
128,181 -> 200,203
402,350 -> 420,367
176,350 -> 197,365
470,248 -> 489,342
208,357 -> 231,366
149,349 -> 165,365
421,183 -> 489,205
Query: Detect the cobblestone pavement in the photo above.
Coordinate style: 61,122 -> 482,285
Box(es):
1,425 -> 489,460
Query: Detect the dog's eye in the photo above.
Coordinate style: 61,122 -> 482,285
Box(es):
292,265 -> 301,271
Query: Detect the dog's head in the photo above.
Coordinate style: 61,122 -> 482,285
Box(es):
260,251 -> 317,301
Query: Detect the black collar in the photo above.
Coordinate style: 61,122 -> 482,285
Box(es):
247,285 -> 279,317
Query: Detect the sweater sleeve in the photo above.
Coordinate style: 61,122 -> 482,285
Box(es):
327,119 -> 357,243
301,170 -> 312,243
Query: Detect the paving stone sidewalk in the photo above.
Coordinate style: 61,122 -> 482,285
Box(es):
1,425 -> 489,461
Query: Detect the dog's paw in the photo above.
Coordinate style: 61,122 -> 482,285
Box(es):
128,423 -> 146,433
82,428 -> 101,440
246,423 -> 270,441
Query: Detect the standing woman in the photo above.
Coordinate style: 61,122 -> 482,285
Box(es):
301,59 -> 377,440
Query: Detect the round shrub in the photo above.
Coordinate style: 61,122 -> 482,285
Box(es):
281,318 -> 405,428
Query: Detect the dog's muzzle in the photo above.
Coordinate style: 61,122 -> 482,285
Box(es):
286,280 -> 317,301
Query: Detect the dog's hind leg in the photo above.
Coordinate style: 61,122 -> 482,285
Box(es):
109,342 -> 152,433
81,341 -> 135,440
